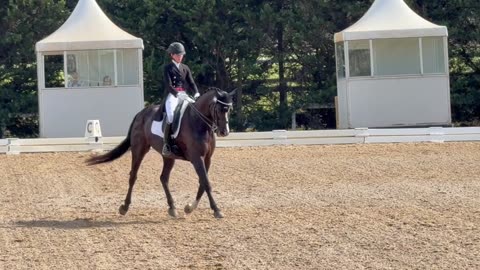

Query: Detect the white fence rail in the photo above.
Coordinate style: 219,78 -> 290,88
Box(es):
1,127 -> 480,154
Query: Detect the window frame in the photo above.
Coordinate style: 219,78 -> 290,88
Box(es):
43,49 -> 140,89
340,37 -> 447,80
348,39 -> 372,77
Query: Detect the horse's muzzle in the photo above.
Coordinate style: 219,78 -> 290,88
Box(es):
217,129 -> 229,137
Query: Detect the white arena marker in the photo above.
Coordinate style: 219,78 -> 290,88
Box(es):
85,120 -> 103,152
85,120 -> 102,140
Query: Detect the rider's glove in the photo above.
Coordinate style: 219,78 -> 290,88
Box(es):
177,92 -> 188,101
193,92 -> 200,100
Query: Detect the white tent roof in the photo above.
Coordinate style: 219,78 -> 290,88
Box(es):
334,0 -> 447,42
36,0 -> 143,52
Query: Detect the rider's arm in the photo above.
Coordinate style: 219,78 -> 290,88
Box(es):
185,66 -> 199,96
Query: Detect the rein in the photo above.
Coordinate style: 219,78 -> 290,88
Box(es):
188,98 -> 232,132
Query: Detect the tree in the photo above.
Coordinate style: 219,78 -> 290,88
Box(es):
182,0 -> 266,130
0,0 -> 69,138
2,0 -> 479,138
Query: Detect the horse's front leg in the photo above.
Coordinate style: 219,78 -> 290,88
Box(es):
190,156 -> 223,218
184,186 -> 204,214
184,154 -> 211,215
160,158 -> 178,218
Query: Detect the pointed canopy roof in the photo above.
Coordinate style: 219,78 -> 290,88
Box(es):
36,0 -> 143,52
334,0 -> 447,42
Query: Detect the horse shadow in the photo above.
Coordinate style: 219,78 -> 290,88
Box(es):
12,217 -> 184,230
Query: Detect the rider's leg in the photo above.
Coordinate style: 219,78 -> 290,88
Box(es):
162,94 -> 178,155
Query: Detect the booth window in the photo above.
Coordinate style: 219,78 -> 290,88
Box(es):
94,50 -> 115,86
44,54 -> 64,88
348,40 -> 371,77
65,50 -> 114,87
64,49 -> 139,88
373,38 -> 421,76
422,37 -> 445,74
116,49 -> 139,86
336,42 -> 345,79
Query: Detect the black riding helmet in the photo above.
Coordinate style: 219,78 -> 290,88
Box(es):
167,42 -> 186,55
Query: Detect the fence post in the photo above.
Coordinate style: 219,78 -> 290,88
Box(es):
7,138 -> 20,155
272,129 -> 287,145
0,139 -> 8,154
354,128 -> 369,144
428,127 -> 445,143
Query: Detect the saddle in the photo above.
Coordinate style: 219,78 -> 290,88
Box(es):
154,99 -> 192,140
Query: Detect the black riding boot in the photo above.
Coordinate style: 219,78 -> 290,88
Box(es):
162,123 -> 172,156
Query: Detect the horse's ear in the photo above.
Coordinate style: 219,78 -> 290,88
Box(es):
228,88 -> 237,96
211,87 -> 222,95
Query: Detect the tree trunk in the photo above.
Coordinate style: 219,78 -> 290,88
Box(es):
276,22 -> 289,129
235,63 -> 246,131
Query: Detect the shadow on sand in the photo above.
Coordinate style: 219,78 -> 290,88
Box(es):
12,216 -> 184,230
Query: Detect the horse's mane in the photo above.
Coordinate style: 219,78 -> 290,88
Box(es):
206,87 -> 222,92
194,87 -> 221,105
204,87 -> 229,101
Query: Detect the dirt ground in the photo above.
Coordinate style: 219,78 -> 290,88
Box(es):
0,142 -> 479,270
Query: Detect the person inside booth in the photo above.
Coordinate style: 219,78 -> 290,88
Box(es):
103,75 -> 112,86
68,71 -> 82,87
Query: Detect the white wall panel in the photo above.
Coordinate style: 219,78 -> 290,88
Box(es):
347,76 -> 450,128
39,87 -> 143,138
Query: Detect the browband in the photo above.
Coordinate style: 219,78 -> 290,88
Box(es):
217,100 -> 233,106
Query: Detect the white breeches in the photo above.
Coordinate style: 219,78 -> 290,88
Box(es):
165,93 -> 179,123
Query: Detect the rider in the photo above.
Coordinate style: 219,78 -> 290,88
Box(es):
162,42 -> 200,156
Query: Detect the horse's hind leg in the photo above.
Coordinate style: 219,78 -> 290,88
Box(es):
119,143 -> 149,215
160,157 -> 178,218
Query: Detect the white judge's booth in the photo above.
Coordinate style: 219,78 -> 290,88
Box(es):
334,0 -> 451,129
35,0 -> 144,138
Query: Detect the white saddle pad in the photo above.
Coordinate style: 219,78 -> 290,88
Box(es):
151,99 -> 192,139
151,120 -> 164,138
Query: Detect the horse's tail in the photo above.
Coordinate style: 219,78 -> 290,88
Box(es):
85,115 -> 135,166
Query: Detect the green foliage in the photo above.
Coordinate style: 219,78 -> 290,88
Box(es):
1,0 -> 479,137
0,0 -> 69,137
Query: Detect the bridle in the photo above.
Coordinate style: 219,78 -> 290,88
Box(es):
188,93 -> 233,132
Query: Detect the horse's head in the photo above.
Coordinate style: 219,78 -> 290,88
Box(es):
194,87 -> 235,137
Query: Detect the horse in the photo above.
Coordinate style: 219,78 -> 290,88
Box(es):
86,87 -> 235,219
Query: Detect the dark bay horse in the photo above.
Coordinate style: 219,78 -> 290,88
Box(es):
86,88 -> 234,218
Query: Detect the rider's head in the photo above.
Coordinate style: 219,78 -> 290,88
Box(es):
167,42 -> 186,55
167,42 -> 185,63
167,42 -> 186,63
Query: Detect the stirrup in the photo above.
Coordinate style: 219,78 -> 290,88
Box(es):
162,144 -> 172,156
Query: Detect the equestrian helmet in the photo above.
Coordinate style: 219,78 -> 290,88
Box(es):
167,42 -> 186,55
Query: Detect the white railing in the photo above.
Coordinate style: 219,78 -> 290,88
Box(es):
1,127 -> 480,154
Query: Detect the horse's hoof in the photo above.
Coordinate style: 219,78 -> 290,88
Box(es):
168,208 -> 178,218
119,205 -> 128,215
184,204 -> 195,214
214,210 -> 224,219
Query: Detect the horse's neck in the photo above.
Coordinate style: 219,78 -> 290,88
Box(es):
188,97 -> 213,129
